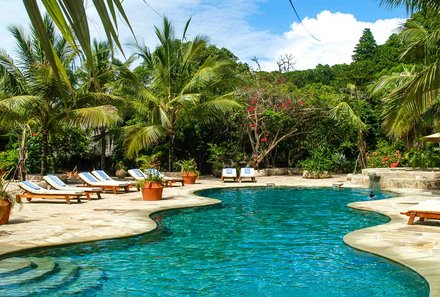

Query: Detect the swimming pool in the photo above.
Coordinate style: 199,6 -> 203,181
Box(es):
1,187 -> 429,296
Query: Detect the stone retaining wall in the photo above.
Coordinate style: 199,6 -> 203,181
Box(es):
351,168 -> 440,190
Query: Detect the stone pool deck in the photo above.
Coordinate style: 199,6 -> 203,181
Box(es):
1,175 -> 440,296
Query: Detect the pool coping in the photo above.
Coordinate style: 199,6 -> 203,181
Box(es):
1,175 -> 439,296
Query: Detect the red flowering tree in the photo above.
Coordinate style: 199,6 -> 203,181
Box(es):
237,73 -> 315,168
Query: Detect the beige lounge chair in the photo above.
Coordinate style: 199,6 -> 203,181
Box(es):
43,175 -> 103,199
401,200 -> 440,225
221,168 -> 237,182
79,172 -> 129,194
17,181 -> 86,204
92,170 -> 139,191
239,167 -> 256,182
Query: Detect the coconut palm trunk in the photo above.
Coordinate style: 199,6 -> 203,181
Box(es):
40,130 -> 49,175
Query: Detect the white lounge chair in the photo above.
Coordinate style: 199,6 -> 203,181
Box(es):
239,167 -> 256,182
128,168 -> 148,181
401,200 -> 440,225
221,168 -> 237,182
146,168 -> 184,187
92,170 -> 139,191
79,172 -> 130,194
43,175 -> 103,199
17,180 -> 86,204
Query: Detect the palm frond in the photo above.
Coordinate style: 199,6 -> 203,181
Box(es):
67,105 -> 121,128
151,105 -> 171,128
181,93 -> 241,123
123,124 -> 165,158
330,101 -> 366,130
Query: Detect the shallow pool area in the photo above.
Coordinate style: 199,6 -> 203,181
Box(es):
1,187 -> 429,296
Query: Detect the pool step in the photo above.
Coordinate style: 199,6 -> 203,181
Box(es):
11,260 -> 80,297
56,266 -> 106,295
0,257 -> 33,277
0,257 -> 56,287
0,256 -> 105,296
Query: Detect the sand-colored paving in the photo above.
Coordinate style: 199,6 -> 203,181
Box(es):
1,175 -> 440,296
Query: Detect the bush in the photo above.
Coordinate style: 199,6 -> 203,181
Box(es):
403,145 -> 440,168
0,149 -> 18,171
367,140 -> 402,168
299,146 -> 342,173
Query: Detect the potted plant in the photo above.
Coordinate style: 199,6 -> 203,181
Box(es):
115,161 -> 127,179
176,159 -> 199,184
0,172 -> 17,225
138,173 -> 164,201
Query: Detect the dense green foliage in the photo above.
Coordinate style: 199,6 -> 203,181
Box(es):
2,1 -> 440,177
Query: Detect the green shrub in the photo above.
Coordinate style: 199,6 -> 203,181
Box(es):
0,149 -> 18,171
403,146 -> 440,168
367,140 -> 402,168
299,146 -> 338,173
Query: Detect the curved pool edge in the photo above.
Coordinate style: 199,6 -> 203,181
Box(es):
345,196 -> 440,297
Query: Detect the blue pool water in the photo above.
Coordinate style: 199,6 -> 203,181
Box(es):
8,187 -> 429,296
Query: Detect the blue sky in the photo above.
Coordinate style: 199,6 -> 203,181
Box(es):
250,0 -> 407,34
0,0 -> 407,70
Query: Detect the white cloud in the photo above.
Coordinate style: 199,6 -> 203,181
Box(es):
260,11 -> 405,71
0,2 -> 405,71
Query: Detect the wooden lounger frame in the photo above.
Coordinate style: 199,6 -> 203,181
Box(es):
16,193 -> 84,204
69,186 -> 102,199
81,182 -> 129,194
400,210 -> 440,225
165,178 -> 184,187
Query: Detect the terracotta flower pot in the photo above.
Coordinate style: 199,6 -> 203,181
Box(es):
0,198 -> 12,225
181,172 -> 197,184
141,182 -> 163,201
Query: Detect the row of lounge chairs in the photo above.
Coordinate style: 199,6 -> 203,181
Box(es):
16,169 -> 177,204
221,168 -> 256,183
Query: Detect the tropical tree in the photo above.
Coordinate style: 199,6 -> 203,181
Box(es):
76,39 -> 134,170
124,17 -> 240,170
238,72 -> 316,168
330,84 -> 368,169
0,18 -> 120,175
352,28 -> 378,62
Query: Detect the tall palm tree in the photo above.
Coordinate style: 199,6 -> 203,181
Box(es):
0,18 -> 120,175
125,18 -> 240,170
76,39 -> 134,170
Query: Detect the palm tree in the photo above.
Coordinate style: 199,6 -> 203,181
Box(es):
0,18 -> 120,175
125,18 -> 240,170
76,40 -> 134,170
330,84 -> 368,169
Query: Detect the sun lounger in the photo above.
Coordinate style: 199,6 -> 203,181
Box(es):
221,168 -> 237,182
239,167 -> 256,182
92,170 -> 139,191
128,168 -> 148,181
146,168 -> 184,187
17,180 -> 85,204
401,200 -> 440,225
79,172 -> 130,194
43,175 -> 103,199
